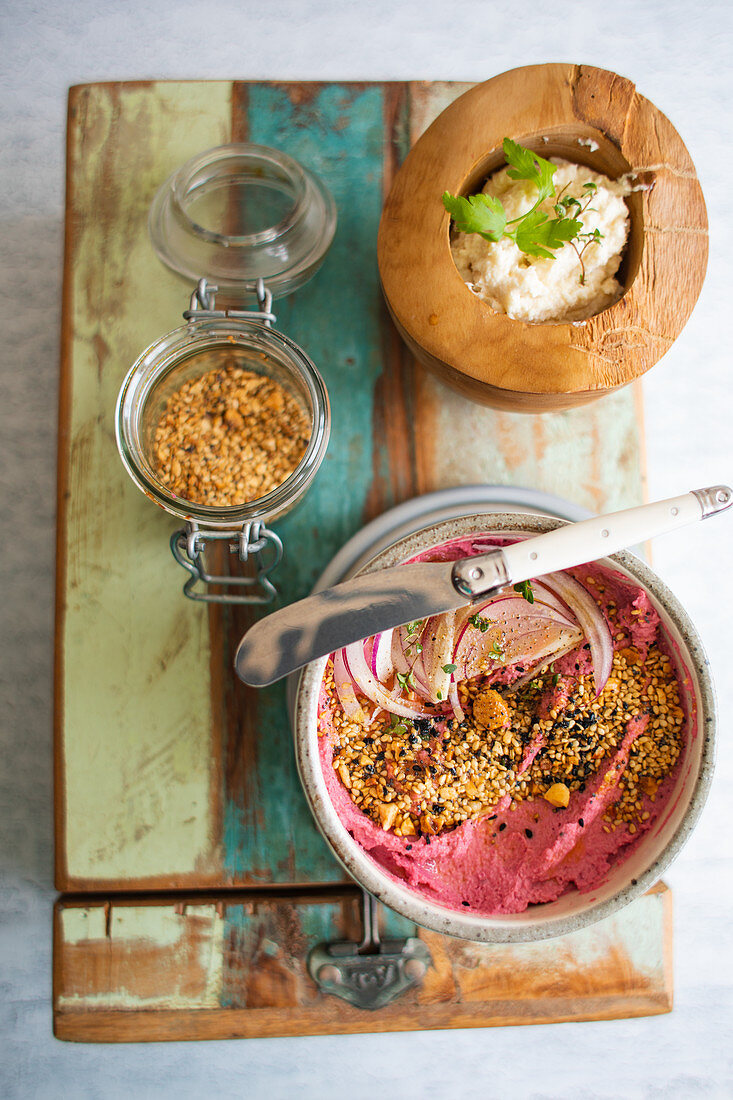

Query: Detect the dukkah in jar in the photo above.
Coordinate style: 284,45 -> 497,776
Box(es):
153,362 -> 310,507
318,535 -> 688,916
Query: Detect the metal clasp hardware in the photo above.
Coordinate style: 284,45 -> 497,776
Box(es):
308,891 -> 432,1011
182,276 -> 277,327
170,520 -> 284,604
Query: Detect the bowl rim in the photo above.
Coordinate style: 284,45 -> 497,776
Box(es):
294,512 -> 716,943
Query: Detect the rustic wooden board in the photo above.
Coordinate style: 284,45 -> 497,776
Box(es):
55,80 -> 646,894
53,884 -> 671,1041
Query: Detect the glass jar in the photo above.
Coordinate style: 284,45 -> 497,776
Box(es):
115,143 -> 336,603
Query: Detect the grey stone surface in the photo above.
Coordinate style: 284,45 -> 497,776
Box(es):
1,1 -> 732,1096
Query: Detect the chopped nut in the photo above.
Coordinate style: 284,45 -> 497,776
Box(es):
472,688 -> 510,731
338,763 -> 351,788
378,804 -> 398,831
543,782 -> 570,808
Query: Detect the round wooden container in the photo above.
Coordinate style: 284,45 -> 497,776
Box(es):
378,64 -> 708,412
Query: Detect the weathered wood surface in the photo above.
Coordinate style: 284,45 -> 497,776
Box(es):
56,80 -> 646,893
379,64 -> 708,410
53,884 -> 672,1041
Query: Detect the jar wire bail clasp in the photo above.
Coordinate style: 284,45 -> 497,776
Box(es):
170,520 -> 284,604
182,277 -> 276,327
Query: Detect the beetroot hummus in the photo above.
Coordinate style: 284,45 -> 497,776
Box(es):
317,536 -> 687,915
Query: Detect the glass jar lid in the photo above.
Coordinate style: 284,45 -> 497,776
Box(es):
148,143 -> 337,296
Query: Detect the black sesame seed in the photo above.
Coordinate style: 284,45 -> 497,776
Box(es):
525,828 -> 533,839
488,814 -> 497,821
578,818 -> 584,827
376,751 -> 385,761
499,822 -> 507,831
631,878 -> 637,885
425,836 -> 431,845
461,900 -> 470,907
406,844 -> 413,851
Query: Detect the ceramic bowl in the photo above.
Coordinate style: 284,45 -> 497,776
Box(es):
294,513 -> 715,943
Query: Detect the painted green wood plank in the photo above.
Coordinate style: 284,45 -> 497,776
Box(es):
60,82 -> 233,887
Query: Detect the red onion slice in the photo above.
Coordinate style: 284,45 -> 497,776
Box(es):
540,571 -> 613,696
448,681 -> 465,722
456,621 -> 583,681
453,595 -> 576,654
343,640 -> 432,719
420,611 -> 457,703
371,629 -> 394,683
333,649 -> 365,720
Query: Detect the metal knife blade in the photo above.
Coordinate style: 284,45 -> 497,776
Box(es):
235,560 -> 483,687
235,484 -> 732,687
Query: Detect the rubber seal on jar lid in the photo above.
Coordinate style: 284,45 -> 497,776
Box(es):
148,143 -> 337,297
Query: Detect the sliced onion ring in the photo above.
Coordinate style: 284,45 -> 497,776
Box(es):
343,640 -> 432,720
540,571 -> 613,696
333,649 -> 365,720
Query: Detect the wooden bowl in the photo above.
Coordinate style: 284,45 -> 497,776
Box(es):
378,64 -> 708,412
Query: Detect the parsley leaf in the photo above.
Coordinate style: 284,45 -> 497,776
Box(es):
503,137 -> 556,204
469,613 -> 492,633
441,191 -> 506,242
442,663 -> 458,674
442,138 -> 598,283
512,210 -> 582,259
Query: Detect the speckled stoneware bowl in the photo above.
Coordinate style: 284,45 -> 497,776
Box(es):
294,513 -> 716,943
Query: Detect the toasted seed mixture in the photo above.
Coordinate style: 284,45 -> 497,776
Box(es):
153,362 -> 310,507
323,641 -> 683,840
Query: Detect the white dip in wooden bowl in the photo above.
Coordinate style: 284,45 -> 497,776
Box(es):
450,160 -> 632,324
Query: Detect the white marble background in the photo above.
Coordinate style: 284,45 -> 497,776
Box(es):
1,1 -> 731,1096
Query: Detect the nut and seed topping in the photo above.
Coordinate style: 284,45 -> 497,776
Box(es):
322,642 -> 684,840
153,362 -> 310,507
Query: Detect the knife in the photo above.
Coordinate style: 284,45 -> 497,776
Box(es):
235,485 -> 732,687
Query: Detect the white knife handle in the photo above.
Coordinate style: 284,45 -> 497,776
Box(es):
452,485 -> 732,599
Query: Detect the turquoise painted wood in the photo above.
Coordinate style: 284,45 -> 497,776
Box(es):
222,84 -> 399,885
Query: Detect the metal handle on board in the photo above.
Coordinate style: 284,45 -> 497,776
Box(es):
307,891 -> 432,1011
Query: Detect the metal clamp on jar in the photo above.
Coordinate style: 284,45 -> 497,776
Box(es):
115,144 -> 335,603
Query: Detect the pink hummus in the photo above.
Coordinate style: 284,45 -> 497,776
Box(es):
317,535 -> 688,915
